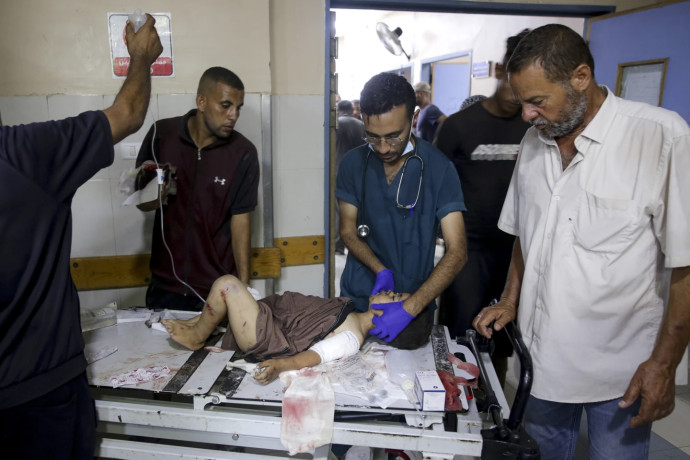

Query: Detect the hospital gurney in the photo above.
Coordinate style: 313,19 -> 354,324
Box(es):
85,316 -> 537,459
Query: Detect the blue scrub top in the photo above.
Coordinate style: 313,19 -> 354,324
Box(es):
335,137 -> 466,312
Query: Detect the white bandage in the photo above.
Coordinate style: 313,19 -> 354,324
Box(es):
309,330 -> 360,364
246,286 -> 262,300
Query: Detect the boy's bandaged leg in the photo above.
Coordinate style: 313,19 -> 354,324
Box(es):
309,330 -> 360,364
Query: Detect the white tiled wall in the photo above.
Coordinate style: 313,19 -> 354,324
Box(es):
110,179 -> 154,255
47,95 -> 104,120
270,94 -> 326,295
72,180 -> 117,257
0,96 -> 50,124
1,92 -> 328,307
276,265 -> 325,297
234,93 -> 266,249
272,95 -> 324,237
156,94 -> 195,122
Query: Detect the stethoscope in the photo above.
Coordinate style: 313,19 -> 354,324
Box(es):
356,141 -> 424,238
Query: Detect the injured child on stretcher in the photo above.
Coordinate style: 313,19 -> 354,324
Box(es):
162,275 -> 411,384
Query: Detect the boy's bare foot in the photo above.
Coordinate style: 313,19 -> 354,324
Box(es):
172,313 -> 201,326
162,319 -> 206,351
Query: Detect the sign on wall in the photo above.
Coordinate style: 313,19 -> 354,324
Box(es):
107,12 -> 174,78
615,58 -> 668,107
471,61 -> 491,79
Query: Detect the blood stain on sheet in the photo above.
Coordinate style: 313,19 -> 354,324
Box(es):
282,396 -> 309,424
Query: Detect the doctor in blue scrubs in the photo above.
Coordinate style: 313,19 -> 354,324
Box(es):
335,73 -> 468,349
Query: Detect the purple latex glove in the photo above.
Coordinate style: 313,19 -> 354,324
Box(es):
369,301 -> 415,342
370,269 -> 395,295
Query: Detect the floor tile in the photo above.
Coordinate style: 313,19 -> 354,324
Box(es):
651,432 -> 686,453
649,446 -> 690,459
652,397 -> 690,448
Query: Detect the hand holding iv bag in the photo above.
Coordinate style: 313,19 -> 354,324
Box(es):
129,10 -> 146,32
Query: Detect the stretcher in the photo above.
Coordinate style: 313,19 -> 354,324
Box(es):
85,316 -> 538,459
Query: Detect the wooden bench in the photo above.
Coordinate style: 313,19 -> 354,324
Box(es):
71,235 -> 325,291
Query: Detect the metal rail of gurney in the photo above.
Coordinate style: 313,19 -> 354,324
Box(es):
85,317 -> 535,459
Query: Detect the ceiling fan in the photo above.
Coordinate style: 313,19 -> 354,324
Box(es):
376,22 -> 411,61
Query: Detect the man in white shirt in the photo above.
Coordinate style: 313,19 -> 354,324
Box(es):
473,24 -> 690,460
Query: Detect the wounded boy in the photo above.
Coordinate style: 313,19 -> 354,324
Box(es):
162,275 -> 413,384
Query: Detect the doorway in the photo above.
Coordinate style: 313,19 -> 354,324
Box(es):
421,53 -> 471,117
326,5 -> 594,296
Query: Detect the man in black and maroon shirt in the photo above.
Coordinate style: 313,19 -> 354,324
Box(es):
136,67 -> 260,311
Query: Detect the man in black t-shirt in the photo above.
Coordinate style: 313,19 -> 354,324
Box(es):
0,16 -> 162,459
436,30 -> 530,385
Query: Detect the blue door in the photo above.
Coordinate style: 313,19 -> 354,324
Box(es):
431,62 -> 470,116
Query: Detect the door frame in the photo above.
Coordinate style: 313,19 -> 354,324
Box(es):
420,50 -> 472,106
323,0 -> 614,296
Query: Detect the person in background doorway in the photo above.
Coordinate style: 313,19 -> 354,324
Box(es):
0,15 -> 162,459
436,29 -> 531,386
414,81 -> 447,142
335,100 -> 366,171
136,67 -> 260,311
336,72 -> 467,349
352,98 -> 362,119
473,24 -> 690,459
458,94 -> 487,112
335,100 -> 366,254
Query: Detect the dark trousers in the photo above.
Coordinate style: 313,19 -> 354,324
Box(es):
0,373 -> 96,460
440,235 -> 515,358
145,282 -> 205,311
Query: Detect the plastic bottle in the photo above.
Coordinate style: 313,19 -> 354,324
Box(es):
385,349 -> 418,404
129,9 -> 146,33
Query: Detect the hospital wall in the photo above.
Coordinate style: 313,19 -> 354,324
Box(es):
335,11 -> 584,102
0,0 -> 327,309
587,0 -> 690,124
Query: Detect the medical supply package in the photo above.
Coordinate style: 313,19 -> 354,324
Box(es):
414,370 -> 446,411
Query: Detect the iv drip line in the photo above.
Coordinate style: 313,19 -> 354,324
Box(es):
149,121 -> 207,306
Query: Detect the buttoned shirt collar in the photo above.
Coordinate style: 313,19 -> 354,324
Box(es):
535,85 -> 615,151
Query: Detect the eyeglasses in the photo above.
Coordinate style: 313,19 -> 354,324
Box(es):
362,115 -> 416,147
362,135 -> 406,147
